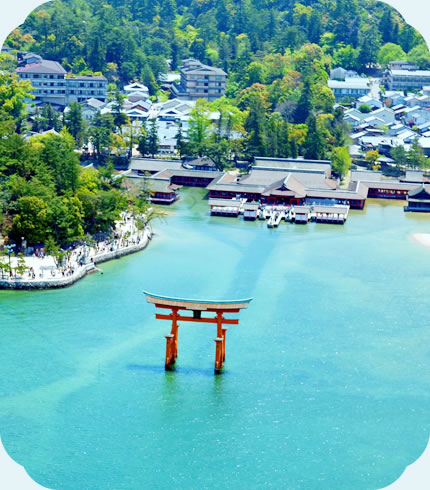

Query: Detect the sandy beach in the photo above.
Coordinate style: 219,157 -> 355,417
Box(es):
411,233 -> 430,248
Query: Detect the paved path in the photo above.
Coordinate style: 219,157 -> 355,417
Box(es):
1,214 -> 152,286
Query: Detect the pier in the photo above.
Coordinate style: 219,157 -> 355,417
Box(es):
208,199 -> 349,226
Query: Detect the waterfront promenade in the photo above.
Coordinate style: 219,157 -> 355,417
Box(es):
0,215 -> 152,289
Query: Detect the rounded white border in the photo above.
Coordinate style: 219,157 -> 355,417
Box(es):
0,1 -> 430,488
0,437 -> 49,489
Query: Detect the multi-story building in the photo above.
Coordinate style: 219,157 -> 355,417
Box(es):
16,59 -> 68,106
388,60 -> 419,71
66,75 -> 108,104
171,59 -> 226,101
328,77 -> 371,101
16,56 -> 107,106
383,69 -> 430,91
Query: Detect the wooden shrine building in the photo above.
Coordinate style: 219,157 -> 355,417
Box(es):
404,184 -> 430,212
144,291 -> 252,373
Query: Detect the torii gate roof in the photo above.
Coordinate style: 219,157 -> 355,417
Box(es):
144,291 -> 252,311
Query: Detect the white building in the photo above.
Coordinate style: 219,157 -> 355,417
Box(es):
16,58 -> 108,106
328,78 -> 371,101
171,59 -> 227,101
384,69 -> 430,91
329,67 -> 360,80
124,82 -> 150,102
368,107 -> 396,125
355,95 -> 383,110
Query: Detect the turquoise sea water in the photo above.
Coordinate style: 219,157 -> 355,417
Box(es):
1,187 -> 430,489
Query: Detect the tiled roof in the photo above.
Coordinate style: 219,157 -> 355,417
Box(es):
400,170 -> 425,183
209,198 -> 241,208
253,157 -> 331,172
16,60 -> 66,75
129,158 -> 182,172
409,183 -> 430,197
391,70 -> 430,77
169,169 -> 223,179
360,181 -> 417,191
145,178 -> 177,193
70,75 -> 107,81
181,61 -> 226,76
351,170 -> 383,182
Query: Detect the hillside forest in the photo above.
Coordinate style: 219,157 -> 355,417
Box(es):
0,0 -> 429,246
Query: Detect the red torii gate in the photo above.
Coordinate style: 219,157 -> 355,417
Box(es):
144,291 -> 252,374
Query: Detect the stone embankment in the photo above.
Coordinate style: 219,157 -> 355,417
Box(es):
0,225 -> 152,290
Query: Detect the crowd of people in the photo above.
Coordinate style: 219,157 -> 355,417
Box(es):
3,215 -> 151,284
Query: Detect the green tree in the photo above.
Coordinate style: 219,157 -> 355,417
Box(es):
37,104 -> 62,132
35,130 -> 80,194
175,123 -> 186,159
13,252 -> 28,277
88,113 -> 114,162
244,62 -> 267,87
110,133 -> 127,157
313,85 -> 335,113
358,24 -> 381,69
264,113 -> 289,158
294,78 -> 313,124
64,102 -> 85,146
45,236 -> 65,267
303,115 -> 325,160
365,150 -> 381,170
11,196 -> 48,244
137,120 -> 149,157
88,34 -> 106,72
0,248 -> 10,279
48,196 -> 84,244
378,43 -> 407,67
391,145 -> 408,168
358,104 -> 372,114
407,44 -> 430,70
308,10 -> 322,44
147,120 -> 159,157
0,73 -> 33,130
0,53 -> 18,72
141,65 -> 158,95
333,44 -> 359,71
187,101 -> 212,157
243,88 -> 269,157
379,8 -> 395,44
331,147 -> 351,179
112,90 -> 129,131
408,139 -> 426,169
399,25 -> 418,53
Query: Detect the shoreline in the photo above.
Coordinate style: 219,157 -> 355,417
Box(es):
0,226 -> 152,291
410,232 -> 430,249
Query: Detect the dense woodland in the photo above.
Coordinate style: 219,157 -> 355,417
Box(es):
7,0 -> 430,85
4,0 -> 429,168
0,75 -> 149,247
1,0 -> 430,245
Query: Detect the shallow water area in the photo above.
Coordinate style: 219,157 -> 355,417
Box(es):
1,187 -> 430,489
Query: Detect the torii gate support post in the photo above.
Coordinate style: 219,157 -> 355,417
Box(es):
165,307 -> 179,370
214,311 -> 224,374
222,327 -> 228,362
214,311 -> 225,374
